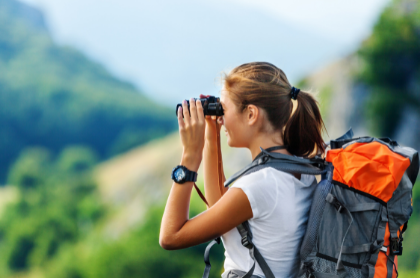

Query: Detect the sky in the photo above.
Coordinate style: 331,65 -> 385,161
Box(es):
21,0 -> 391,106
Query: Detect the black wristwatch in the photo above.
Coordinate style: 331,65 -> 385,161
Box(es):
171,165 -> 197,184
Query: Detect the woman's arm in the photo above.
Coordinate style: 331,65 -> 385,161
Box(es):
160,180 -> 252,250
160,98 -> 251,250
203,114 -> 228,207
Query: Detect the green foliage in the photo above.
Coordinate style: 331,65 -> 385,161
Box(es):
57,146 -> 98,173
7,148 -> 52,189
0,0 -> 176,182
398,269 -> 420,278
0,146 -> 106,276
357,0 -> 420,136
398,180 -> 420,270
2,153 -> 225,278
44,196 -> 225,278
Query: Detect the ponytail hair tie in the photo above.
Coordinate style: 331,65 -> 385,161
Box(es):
290,87 -> 300,100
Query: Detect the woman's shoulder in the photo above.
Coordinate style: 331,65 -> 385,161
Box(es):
231,167 -> 291,186
230,167 -> 316,190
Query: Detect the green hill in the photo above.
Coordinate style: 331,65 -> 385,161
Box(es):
0,0 -> 176,182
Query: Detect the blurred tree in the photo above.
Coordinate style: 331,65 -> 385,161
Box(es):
358,0 -> 420,136
7,147 -> 52,189
45,205 -> 225,278
0,146 -> 106,276
357,0 -> 420,271
57,146 -> 98,173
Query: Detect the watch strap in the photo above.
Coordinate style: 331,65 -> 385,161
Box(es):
185,169 -> 198,182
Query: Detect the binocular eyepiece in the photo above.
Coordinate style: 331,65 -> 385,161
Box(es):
176,96 -> 224,117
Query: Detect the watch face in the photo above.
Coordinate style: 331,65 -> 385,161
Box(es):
174,167 -> 186,182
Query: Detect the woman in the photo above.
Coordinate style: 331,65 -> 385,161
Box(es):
160,62 -> 326,277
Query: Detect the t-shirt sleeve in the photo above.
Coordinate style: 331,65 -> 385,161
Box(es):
230,169 -> 278,219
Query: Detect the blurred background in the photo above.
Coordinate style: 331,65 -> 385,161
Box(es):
0,0 -> 419,277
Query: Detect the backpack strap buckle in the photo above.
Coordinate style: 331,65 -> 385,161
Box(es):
237,222 -> 254,249
380,246 -> 388,253
302,261 -> 315,278
241,235 -> 254,249
326,193 -> 344,213
390,237 -> 403,256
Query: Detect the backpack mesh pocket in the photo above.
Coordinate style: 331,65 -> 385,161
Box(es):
300,178 -> 333,260
311,256 -> 362,278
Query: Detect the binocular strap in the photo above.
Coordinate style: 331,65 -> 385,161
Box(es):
216,117 -> 225,196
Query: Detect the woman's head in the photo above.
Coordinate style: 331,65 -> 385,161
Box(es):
221,62 -> 327,157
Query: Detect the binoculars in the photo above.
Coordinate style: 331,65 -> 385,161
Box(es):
176,96 -> 224,117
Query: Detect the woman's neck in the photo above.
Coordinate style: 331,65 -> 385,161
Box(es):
248,133 -> 302,180
248,133 -> 292,161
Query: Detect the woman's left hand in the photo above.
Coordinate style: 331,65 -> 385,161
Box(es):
177,98 -> 205,171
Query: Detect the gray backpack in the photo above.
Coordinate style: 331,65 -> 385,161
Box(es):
202,129 -> 419,278
298,129 -> 419,278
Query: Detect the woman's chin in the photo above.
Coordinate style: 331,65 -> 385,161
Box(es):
226,136 -> 236,147
226,136 -> 232,147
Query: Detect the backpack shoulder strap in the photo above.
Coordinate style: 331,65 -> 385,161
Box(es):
224,146 -> 326,188
236,221 -> 275,278
228,146 -> 326,278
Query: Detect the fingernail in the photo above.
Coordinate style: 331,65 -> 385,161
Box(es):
183,100 -> 187,104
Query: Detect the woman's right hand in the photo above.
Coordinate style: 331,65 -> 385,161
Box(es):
200,94 -> 223,144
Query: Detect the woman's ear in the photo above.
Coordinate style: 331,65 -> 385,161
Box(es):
246,104 -> 259,126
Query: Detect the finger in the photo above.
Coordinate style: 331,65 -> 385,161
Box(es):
177,106 -> 185,129
182,99 -> 191,125
204,115 -> 213,123
196,99 -> 204,123
189,98 -> 198,124
217,116 -> 224,127
204,115 -> 216,123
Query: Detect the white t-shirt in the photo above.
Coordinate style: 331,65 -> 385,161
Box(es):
221,167 -> 317,278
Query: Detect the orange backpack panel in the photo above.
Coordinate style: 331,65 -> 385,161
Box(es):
326,142 -> 410,203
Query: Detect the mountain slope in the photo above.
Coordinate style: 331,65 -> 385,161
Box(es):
0,0 -> 176,182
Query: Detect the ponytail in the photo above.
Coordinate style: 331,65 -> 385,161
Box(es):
283,90 -> 326,157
